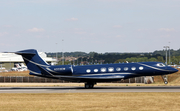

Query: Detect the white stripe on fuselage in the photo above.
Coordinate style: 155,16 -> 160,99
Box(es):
29,69 -> 41,75
23,57 -> 49,67
53,72 -> 134,78
78,72 -> 134,76
137,63 -> 171,72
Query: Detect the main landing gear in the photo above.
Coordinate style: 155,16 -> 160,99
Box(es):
84,82 -> 96,89
161,75 -> 168,84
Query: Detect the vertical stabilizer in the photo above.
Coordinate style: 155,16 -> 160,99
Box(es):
15,49 -> 49,75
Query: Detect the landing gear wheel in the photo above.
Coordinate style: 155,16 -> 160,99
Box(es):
89,84 -> 94,88
161,75 -> 168,84
164,81 -> 168,84
85,84 -> 90,89
85,83 -> 94,89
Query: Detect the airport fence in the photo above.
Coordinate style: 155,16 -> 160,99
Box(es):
0,76 -> 145,83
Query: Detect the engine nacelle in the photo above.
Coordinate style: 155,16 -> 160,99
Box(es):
48,65 -> 72,75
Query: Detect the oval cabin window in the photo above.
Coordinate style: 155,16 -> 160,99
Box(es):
131,67 -> 136,70
108,67 -> 114,72
94,69 -> 98,72
116,67 -> 121,71
101,68 -> 106,72
124,67 -> 128,71
86,69 -> 91,73
139,66 -> 144,70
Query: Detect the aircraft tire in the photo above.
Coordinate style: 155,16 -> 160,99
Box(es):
164,81 -> 168,84
89,84 -> 94,89
85,84 -> 89,89
85,83 -> 94,89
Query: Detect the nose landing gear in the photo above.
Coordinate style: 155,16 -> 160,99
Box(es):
161,75 -> 168,84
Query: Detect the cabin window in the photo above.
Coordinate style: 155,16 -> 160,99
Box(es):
108,67 -> 114,72
94,69 -> 98,72
116,67 -> 121,71
139,66 -> 144,70
101,68 -> 106,72
124,67 -> 128,71
131,67 -> 136,70
86,69 -> 91,73
157,63 -> 166,67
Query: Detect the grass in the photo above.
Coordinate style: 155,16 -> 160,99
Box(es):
0,71 -> 179,111
153,70 -> 180,84
0,71 -> 31,77
0,93 -> 180,111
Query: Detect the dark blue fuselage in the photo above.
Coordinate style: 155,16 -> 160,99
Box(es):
15,49 -> 178,88
45,62 -> 178,82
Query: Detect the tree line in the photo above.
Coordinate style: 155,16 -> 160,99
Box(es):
46,48 -> 180,65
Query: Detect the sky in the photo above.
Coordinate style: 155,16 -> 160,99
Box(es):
0,0 -> 180,53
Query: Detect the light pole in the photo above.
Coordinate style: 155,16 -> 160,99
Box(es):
10,59 -> 11,70
169,42 -> 171,65
163,45 -> 170,84
77,57 -> 78,65
164,46 -> 169,65
81,57 -> 82,65
56,43 -> 58,60
62,39 -> 64,65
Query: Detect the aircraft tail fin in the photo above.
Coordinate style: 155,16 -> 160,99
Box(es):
15,49 -> 49,75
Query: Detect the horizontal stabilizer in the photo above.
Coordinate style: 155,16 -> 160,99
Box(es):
15,49 -> 37,55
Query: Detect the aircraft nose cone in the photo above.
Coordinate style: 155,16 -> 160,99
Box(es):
174,68 -> 178,73
170,68 -> 178,73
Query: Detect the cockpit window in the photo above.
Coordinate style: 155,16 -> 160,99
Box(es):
157,63 -> 166,67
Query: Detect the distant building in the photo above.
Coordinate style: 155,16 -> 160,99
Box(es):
59,56 -> 77,61
0,52 -> 57,70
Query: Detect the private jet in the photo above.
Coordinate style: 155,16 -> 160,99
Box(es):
15,49 -> 178,88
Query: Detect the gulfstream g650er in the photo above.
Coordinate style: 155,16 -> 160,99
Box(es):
15,49 -> 178,88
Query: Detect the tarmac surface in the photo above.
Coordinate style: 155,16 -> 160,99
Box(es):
0,86 -> 180,93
